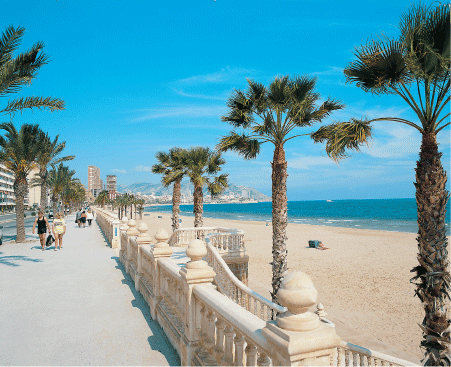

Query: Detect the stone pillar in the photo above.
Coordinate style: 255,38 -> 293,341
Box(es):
119,216 -> 129,265
112,218 -> 121,249
262,272 -> 341,366
135,222 -> 152,291
179,238 -> 216,366
125,219 -> 139,274
149,228 -> 172,320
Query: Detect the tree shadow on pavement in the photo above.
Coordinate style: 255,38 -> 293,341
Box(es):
0,252 -> 43,267
112,256 -> 181,366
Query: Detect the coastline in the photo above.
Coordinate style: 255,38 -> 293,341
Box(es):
138,211 -> 451,363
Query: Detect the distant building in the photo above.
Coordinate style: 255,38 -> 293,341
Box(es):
0,163 -> 15,211
106,175 -> 117,192
88,165 -> 101,198
26,168 -> 41,207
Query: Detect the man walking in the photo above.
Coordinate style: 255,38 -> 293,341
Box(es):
75,208 -> 82,227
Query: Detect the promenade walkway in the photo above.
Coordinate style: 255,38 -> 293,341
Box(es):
0,214 -> 180,366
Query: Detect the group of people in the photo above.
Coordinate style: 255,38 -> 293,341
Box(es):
31,208 -> 95,251
32,211 -> 66,251
75,208 -> 93,228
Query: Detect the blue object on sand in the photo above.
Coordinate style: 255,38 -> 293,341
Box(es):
309,240 -> 320,248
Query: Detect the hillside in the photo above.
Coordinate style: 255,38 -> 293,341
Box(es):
117,181 -> 270,202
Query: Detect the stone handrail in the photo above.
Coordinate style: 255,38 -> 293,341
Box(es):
335,341 -> 419,366
168,226 -> 244,254
205,233 -> 286,321
94,209 -> 417,367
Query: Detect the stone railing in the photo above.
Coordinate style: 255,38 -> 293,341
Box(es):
205,236 -> 285,321
168,227 -> 244,254
94,209 -> 418,367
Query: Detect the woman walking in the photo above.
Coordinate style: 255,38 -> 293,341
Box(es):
86,210 -> 93,227
32,211 -> 50,251
52,212 -> 66,251
80,210 -> 87,228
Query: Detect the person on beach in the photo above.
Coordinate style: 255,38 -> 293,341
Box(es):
75,208 -> 82,227
80,210 -> 87,228
317,241 -> 329,250
32,210 -> 50,251
86,210 -> 93,227
52,212 -> 66,250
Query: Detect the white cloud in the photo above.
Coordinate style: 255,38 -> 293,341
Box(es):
112,169 -> 127,174
173,89 -> 227,101
177,66 -> 257,85
310,66 -> 343,76
135,165 -> 153,172
129,105 -> 227,123
286,154 -> 336,170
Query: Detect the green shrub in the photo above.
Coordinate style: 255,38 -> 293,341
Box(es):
31,211 -> 36,216
24,213 -> 26,218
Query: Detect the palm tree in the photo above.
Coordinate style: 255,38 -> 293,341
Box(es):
184,147 -> 228,227
0,25 -> 64,115
333,4 -> 450,364
47,164 -> 75,215
152,148 -> 188,231
0,123 -> 42,242
218,76 -> 357,304
135,198 -> 145,219
64,178 -> 85,214
36,131 -> 74,210
95,190 -> 110,208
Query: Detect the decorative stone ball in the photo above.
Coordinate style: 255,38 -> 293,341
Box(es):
121,216 -> 129,223
154,228 -> 169,245
186,238 -> 207,263
277,272 -> 318,315
126,219 -> 139,236
138,222 -> 148,234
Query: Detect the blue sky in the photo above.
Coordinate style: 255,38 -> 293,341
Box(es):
3,0 -> 450,200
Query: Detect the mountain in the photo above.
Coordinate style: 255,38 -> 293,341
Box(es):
117,181 -> 270,202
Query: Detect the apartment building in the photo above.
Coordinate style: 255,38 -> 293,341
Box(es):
88,165 -> 101,198
106,175 -> 117,192
0,163 -> 15,211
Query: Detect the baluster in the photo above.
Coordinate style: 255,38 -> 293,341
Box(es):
267,306 -> 271,321
253,297 -> 257,315
381,361 -> 387,367
221,325 -> 235,366
345,349 -> 351,366
245,343 -> 257,366
337,347 -> 344,366
359,354 -> 365,366
260,303 -> 264,320
352,352 -> 358,366
203,311 -> 218,365
214,318 -> 225,362
256,352 -> 271,366
234,332 -> 245,366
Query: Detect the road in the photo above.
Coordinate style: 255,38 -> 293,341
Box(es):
0,213 -> 54,243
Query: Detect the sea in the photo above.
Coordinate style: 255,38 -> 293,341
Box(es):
144,198 -> 451,236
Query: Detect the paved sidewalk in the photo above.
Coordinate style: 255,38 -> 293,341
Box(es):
0,215 -> 180,366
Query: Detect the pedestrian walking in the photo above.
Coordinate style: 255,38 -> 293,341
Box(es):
52,212 -> 66,250
32,210 -> 50,251
80,210 -> 87,228
75,208 -> 82,227
87,210 -> 93,227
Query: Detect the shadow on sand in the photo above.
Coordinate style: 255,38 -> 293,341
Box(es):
112,256 -> 181,365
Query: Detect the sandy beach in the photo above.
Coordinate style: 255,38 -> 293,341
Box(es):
138,211 -> 450,363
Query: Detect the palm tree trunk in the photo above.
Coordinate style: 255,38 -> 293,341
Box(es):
172,178 -> 181,232
271,144 -> 288,306
193,182 -> 203,227
14,180 -> 28,243
412,133 -> 450,365
52,194 -> 58,215
40,174 -> 47,210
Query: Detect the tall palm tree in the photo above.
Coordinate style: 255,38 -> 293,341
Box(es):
184,147 -> 228,227
334,4 -> 449,364
95,190 -> 110,209
135,198 -> 145,219
218,76 -> 359,304
0,25 -> 64,115
36,131 -> 74,210
64,178 -> 85,214
47,163 -> 75,215
0,123 -> 42,242
152,148 -> 188,231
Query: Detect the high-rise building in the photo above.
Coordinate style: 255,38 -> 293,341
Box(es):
27,167 -> 42,207
0,163 -> 15,211
106,175 -> 117,192
88,165 -> 101,197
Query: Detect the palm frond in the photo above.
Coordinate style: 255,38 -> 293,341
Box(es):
0,25 -> 25,65
311,118 -> 372,161
1,96 -> 65,113
217,132 -> 261,159
221,89 -> 254,128
344,39 -> 409,94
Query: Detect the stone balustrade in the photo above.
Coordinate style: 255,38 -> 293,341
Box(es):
94,208 -> 416,367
